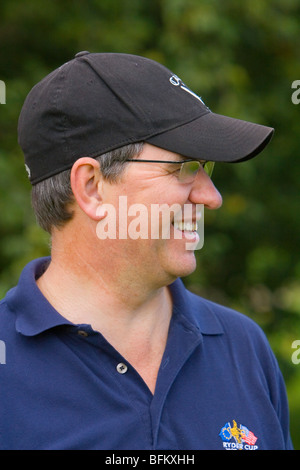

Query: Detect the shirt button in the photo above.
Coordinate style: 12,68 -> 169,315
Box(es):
116,363 -> 128,374
77,330 -> 89,337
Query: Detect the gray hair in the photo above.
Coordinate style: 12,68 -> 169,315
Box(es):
31,142 -> 144,234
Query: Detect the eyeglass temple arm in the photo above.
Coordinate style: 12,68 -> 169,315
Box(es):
125,159 -> 198,164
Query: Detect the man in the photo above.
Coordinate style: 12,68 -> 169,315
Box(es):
0,52 -> 293,450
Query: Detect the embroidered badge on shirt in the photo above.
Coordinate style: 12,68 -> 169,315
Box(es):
219,420 -> 258,450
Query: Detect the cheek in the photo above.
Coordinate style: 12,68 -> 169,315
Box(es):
102,177 -> 191,236
129,182 -> 189,206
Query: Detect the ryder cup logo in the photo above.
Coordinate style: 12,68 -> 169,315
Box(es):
0,80 -> 6,104
219,420 -> 258,450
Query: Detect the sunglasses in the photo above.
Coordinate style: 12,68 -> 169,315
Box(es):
125,159 -> 215,183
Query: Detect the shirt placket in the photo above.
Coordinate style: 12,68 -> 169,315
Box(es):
73,324 -> 155,447
149,310 -> 203,449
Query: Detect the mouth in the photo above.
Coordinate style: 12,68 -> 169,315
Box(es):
172,220 -> 198,232
171,207 -> 202,248
171,220 -> 200,245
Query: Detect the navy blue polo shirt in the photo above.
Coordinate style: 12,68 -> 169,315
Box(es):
0,258 -> 293,450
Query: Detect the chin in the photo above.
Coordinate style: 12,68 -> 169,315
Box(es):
166,251 -> 198,280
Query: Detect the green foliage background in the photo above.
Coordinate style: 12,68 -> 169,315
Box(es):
0,0 -> 299,449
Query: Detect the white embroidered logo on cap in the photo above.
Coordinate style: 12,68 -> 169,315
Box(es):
169,75 -> 205,105
25,164 -> 31,178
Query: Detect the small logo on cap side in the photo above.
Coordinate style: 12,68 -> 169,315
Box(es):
169,74 -> 205,106
25,164 -> 31,178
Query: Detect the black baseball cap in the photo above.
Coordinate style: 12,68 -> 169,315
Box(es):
18,51 -> 274,185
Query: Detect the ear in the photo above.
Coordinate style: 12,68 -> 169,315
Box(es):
70,158 -> 105,221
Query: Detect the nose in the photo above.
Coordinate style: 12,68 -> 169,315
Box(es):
189,171 -> 223,210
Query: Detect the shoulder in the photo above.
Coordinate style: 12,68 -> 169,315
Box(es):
185,288 -> 275,359
171,278 -> 269,346
186,287 -> 261,329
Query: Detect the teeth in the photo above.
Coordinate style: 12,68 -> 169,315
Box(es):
173,221 -> 198,231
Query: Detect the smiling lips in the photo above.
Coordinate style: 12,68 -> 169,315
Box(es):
172,220 -> 198,232
172,206 -> 201,233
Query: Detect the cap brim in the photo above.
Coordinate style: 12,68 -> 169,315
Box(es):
146,112 -> 274,163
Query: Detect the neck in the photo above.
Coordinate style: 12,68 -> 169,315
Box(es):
36,228 -> 174,393
37,251 -> 173,331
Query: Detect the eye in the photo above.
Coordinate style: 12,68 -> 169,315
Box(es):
166,163 -> 182,175
178,161 -> 201,183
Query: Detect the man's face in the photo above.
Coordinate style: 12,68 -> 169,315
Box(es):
97,143 -> 222,287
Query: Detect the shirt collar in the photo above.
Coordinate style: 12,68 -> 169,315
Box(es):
7,257 -> 223,337
168,278 -> 224,335
7,257 -> 73,336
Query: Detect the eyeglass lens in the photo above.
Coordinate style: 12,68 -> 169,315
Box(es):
179,160 -> 215,182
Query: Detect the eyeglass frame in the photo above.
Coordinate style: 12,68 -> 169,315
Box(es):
124,158 -> 215,182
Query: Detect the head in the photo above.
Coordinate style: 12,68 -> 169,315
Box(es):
18,52 -> 274,284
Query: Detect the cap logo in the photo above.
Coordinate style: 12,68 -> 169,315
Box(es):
169,74 -> 205,105
25,164 -> 31,178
